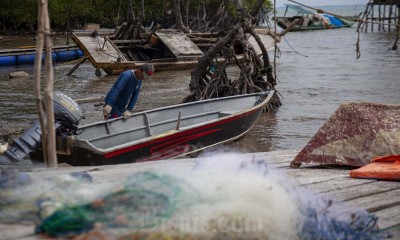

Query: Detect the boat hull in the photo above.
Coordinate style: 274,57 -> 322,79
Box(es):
57,108 -> 261,165
30,92 -> 273,166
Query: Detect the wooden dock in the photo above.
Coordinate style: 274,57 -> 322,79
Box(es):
1,149 -> 399,239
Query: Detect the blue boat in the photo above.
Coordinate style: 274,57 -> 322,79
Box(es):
0,45 -> 84,66
274,4 -> 355,32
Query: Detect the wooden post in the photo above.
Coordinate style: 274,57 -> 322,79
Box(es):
34,0 -> 47,165
67,58 -> 87,75
34,0 -> 57,167
378,3 -> 381,31
392,4 -> 400,50
383,3 -> 386,31
371,4 -> 374,32
389,3 -> 393,31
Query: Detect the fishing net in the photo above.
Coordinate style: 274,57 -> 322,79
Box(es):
36,171 -> 199,237
0,152 -> 392,239
298,196 -> 384,240
0,170 -> 96,223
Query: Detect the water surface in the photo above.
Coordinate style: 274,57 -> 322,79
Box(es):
0,20 -> 399,155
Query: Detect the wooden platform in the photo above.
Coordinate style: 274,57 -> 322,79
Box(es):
2,149 -> 398,239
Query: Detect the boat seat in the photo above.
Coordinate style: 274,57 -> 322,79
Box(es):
86,109 -> 229,149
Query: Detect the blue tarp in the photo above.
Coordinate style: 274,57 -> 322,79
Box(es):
322,14 -> 344,27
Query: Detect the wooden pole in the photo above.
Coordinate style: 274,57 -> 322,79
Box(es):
34,0 -> 48,165
389,3 -> 393,31
43,0 -> 57,167
392,5 -> 400,50
383,3 -> 386,31
66,58 -> 87,75
34,0 -> 57,167
371,4 -> 374,32
378,3 -> 381,31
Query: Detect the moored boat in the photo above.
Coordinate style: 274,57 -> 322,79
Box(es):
51,91 -> 275,165
1,91 -> 275,166
275,4 -> 354,32
71,23 -> 278,75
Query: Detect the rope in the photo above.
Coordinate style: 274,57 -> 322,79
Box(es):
283,36 -> 308,58
93,34 -> 120,60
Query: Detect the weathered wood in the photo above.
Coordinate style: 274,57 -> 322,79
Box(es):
321,180 -> 400,201
66,58 -> 87,76
155,29 -> 203,59
373,206 -> 400,229
72,32 -> 127,65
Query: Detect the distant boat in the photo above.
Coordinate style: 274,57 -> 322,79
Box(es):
274,4 -> 354,32
0,45 -> 83,66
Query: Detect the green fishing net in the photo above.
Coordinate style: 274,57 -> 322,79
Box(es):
36,171 -> 198,237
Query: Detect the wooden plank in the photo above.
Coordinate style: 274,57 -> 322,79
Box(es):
338,189 -> 400,216
373,206 -> 400,229
72,33 -> 126,64
155,29 -> 203,59
319,180 -> 400,201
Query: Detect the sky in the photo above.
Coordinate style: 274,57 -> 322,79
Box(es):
274,0 -> 369,7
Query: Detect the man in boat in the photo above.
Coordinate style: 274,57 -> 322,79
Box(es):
102,63 -> 155,120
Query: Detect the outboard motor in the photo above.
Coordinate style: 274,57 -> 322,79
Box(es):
0,92 -> 83,164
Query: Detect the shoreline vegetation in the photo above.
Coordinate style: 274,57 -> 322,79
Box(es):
0,0 -> 273,35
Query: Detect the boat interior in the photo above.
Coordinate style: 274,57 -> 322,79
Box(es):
74,94 -> 265,150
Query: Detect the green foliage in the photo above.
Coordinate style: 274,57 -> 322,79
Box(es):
0,0 -> 273,33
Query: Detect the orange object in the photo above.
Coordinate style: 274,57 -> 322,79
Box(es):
349,155 -> 400,181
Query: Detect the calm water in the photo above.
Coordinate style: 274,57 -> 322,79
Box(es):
0,5 -> 399,155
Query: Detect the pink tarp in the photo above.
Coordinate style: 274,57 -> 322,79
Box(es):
291,102 -> 400,168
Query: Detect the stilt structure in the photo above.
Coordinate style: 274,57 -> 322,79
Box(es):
362,0 -> 400,32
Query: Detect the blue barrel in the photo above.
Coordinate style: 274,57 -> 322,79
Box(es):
52,49 -> 84,62
0,48 -> 84,66
0,56 -> 17,66
16,54 -> 36,65
77,50 -> 84,58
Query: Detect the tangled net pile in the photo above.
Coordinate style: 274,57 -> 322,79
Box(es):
0,154 -> 392,239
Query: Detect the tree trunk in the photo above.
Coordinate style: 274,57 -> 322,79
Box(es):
139,0 -> 145,22
127,0 -> 135,21
184,0 -> 190,27
174,0 -> 190,33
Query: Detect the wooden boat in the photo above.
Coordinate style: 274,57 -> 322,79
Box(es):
32,91 -> 275,166
0,45 -> 83,66
71,23 -> 278,75
275,4 -> 354,32
72,28 -> 202,74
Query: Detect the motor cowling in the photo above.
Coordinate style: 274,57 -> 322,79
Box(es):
53,92 -> 83,126
0,92 -> 82,164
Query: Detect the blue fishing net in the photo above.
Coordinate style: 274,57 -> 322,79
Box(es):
299,199 -> 386,240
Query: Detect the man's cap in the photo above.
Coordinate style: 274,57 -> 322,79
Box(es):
141,63 -> 155,80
